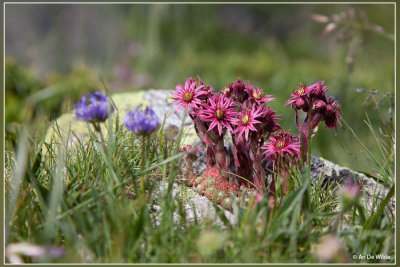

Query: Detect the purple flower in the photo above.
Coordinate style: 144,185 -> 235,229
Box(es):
228,78 -> 249,103
74,91 -> 114,122
124,105 -> 160,135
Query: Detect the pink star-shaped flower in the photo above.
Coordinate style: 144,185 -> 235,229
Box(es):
232,105 -> 264,141
199,94 -> 238,136
261,131 -> 301,167
171,78 -> 206,112
245,84 -> 275,105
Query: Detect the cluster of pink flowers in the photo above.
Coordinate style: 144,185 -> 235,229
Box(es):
286,81 -> 342,164
171,77 -> 341,198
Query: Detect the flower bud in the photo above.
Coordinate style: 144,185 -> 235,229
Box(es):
313,234 -> 348,263
341,180 -> 361,209
295,98 -> 306,110
313,100 -> 326,112
228,78 -> 249,103
216,191 -> 226,202
255,193 -> 263,203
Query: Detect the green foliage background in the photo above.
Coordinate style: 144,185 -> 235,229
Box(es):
4,4 -> 395,264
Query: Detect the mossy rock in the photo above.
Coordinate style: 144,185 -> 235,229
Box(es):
43,90 -> 198,153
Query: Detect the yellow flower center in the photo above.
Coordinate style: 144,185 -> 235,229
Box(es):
296,87 -> 304,95
221,87 -> 230,95
184,92 -> 193,102
216,109 -> 224,119
276,139 -> 286,150
252,92 -> 261,100
241,115 -> 249,124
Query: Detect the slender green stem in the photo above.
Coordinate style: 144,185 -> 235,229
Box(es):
92,122 -> 107,152
140,135 -> 148,195
307,110 -> 312,170
141,135 -> 147,171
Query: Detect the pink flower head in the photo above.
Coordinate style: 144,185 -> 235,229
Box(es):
171,78 -> 206,112
342,180 -> 361,201
228,78 -> 249,103
232,105 -> 263,141
199,93 -> 237,136
261,131 -> 301,167
285,82 -> 312,111
308,81 -> 329,101
221,86 -> 231,97
313,100 -> 326,112
197,76 -> 214,104
324,97 -> 342,133
245,84 -> 275,105
255,193 -> 264,203
257,105 -> 282,133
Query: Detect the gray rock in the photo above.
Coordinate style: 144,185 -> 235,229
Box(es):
143,89 -> 198,144
143,90 -> 191,128
151,181 -> 236,228
310,156 -> 395,213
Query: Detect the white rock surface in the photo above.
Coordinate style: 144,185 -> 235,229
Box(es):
152,181 -> 236,227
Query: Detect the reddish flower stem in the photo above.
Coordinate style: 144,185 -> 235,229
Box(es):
214,135 -> 230,182
249,136 -> 265,193
231,135 -> 252,186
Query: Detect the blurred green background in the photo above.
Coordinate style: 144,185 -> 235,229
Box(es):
5,4 -> 394,175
